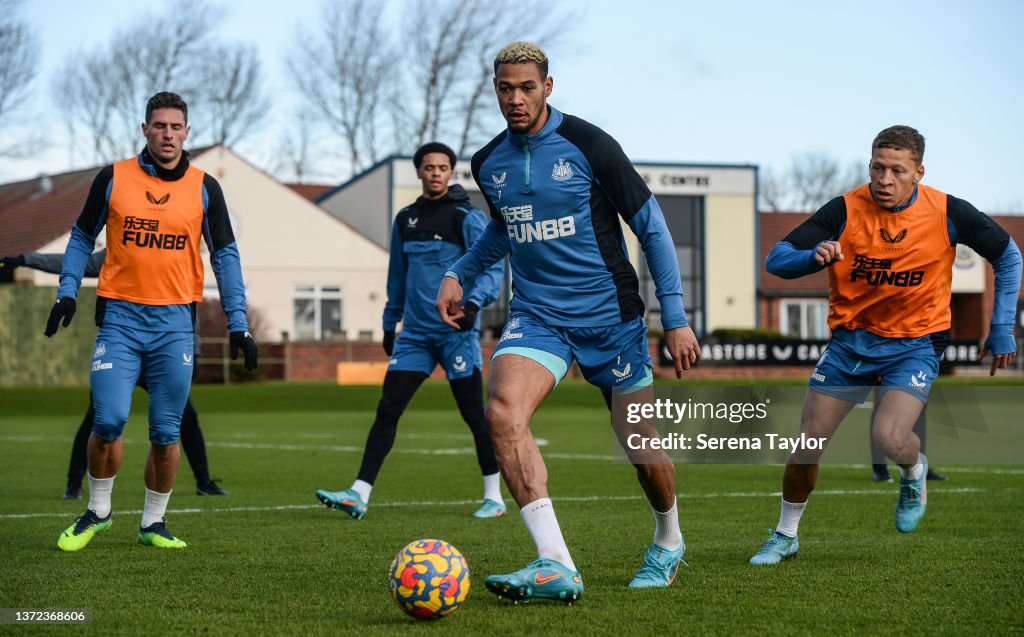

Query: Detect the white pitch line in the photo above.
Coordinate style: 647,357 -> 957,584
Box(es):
0,435 -> 557,456
1,435 -> 1022,468
0,487 -> 985,521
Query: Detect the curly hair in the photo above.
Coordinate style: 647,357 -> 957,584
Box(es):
493,41 -> 548,77
872,125 -> 925,162
413,142 -> 456,170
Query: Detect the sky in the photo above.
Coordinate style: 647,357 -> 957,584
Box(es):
3,0 -> 1023,211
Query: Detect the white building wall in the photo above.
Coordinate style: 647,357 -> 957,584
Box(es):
703,194 -> 757,331
19,147 -> 390,343
191,147 -> 389,341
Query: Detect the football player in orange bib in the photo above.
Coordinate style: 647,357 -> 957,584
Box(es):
751,125 -> 1021,564
47,92 -> 258,551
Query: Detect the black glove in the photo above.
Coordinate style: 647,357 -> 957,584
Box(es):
383,330 -> 396,356
454,302 -> 479,331
0,254 -> 25,271
230,331 -> 259,370
44,297 -> 77,336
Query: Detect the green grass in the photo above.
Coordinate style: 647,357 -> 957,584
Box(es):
1,381 -> 1022,635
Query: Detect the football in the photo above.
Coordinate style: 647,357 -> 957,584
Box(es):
388,539 -> 470,619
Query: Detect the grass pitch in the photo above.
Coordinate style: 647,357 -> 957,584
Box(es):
0,380 -> 1021,635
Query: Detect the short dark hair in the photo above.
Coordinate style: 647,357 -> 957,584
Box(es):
413,142 -> 456,170
145,91 -> 188,124
872,125 -> 925,162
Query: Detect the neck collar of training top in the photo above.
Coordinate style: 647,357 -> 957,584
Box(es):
138,147 -> 190,181
506,105 -> 562,149
870,182 -> 919,213
415,183 -> 471,208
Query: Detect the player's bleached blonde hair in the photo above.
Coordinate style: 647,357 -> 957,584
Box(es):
493,41 -> 549,77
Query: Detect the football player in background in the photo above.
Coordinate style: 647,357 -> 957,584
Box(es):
315,142 -> 506,520
0,250 -> 229,499
752,125 -> 1021,565
47,92 -> 257,552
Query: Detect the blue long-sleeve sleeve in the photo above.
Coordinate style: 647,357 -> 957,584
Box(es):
765,241 -> 827,280
58,227 -> 101,298
58,168 -> 112,298
986,239 -> 1022,354
207,242 -> 248,332
460,209 -> 503,308
945,196 -> 1022,355
202,175 -> 248,333
448,219 -> 510,286
382,219 -> 407,331
767,198 -> 846,281
626,196 -> 688,329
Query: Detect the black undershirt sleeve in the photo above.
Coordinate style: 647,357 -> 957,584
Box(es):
781,197 -> 847,249
470,132 -> 506,224
72,165 -> 115,237
946,195 -> 1009,261
557,115 -> 652,222
202,174 -> 237,251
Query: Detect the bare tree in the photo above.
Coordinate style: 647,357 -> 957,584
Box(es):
53,50 -> 135,162
759,166 -> 786,212
274,108 -> 326,184
197,44 -> 270,147
288,0 -> 581,178
0,0 -> 42,158
761,152 -> 864,212
394,0 -> 583,156
400,3 -> 476,147
51,0 -> 268,163
288,0 -> 397,175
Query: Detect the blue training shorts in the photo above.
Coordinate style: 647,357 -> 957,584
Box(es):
493,311 -> 654,394
90,323 -> 194,445
388,329 -> 481,380
808,328 -> 940,404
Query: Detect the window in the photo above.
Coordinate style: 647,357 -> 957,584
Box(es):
779,299 -> 828,339
294,285 -> 344,340
639,195 -> 704,336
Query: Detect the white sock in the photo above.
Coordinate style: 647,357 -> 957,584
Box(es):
482,472 -> 503,504
900,454 -> 925,480
520,498 -> 576,571
141,488 -> 172,528
87,474 -> 115,519
351,479 -> 372,503
651,497 -> 683,550
775,498 -> 806,538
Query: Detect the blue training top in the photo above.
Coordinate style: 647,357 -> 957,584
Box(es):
383,184 -> 502,333
448,105 -> 688,329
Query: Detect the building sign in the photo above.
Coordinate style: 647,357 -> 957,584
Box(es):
637,166 -> 755,196
658,338 -> 983,366
393,160 -> 756,196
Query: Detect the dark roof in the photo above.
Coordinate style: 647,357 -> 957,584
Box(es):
0,147 -> 216,256
0,167 -> 98,256
0,148 -> 388,259
285,183 -> 334,202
